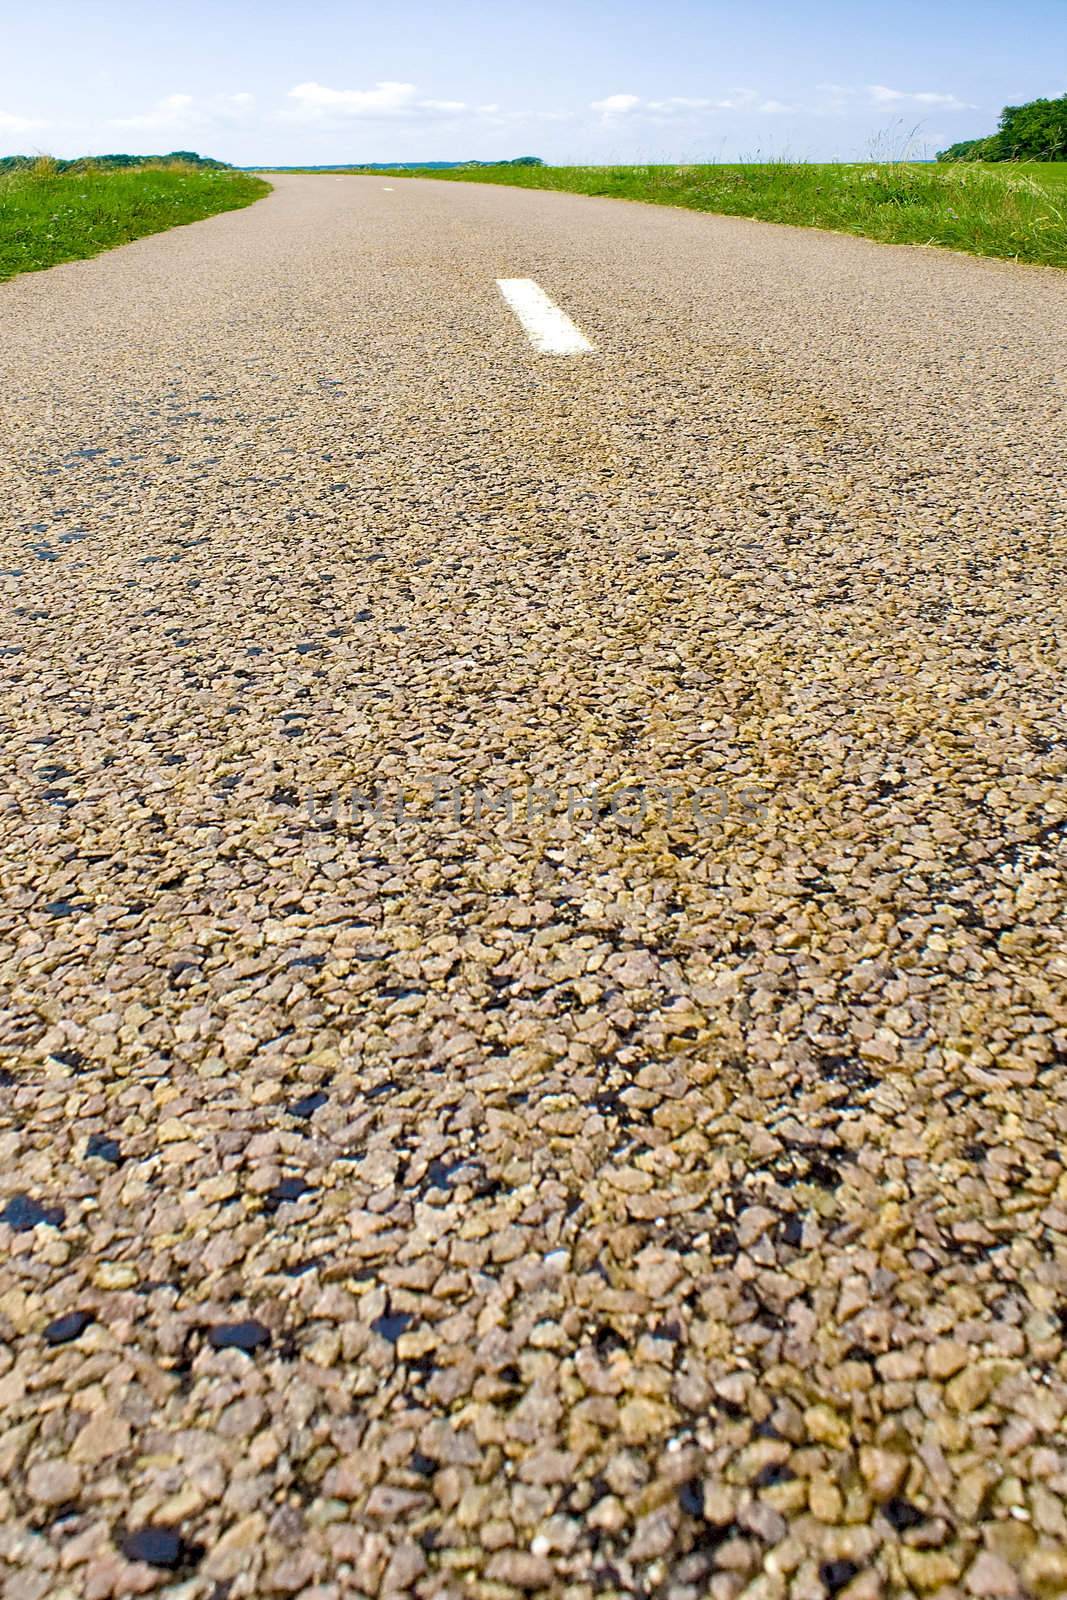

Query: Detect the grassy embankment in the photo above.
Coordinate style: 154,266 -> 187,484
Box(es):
296,160 -> 1067,268
0,159 -> 270,282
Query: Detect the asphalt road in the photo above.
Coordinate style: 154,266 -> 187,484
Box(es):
1,176 -> 1065,1600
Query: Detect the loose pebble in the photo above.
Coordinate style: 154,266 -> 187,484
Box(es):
206,1320 -> 272,1353
43,1310 -> 95,1346
120,1527 -> 187,1570
1,1193 -> 65,1231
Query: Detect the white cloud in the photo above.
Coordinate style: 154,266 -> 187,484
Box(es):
591,88 -> 791,123
111,92 -> 256,132
0,110 -> 48,133
812,83 -> 974,117
591,93 -> 642,117
286,81 -> 418,117
711,89 -> 760,111
111,93 -> 195,130
283,81 -> 483,123
868,85 -> 974,110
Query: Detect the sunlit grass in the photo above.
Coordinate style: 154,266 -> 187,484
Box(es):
339,159 -> 1067,268
0,158 -> 271,282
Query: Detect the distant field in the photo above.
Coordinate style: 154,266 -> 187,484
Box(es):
0,160 -> 270,282
295,160 -> 1066,268
1007,160 -> 1067,189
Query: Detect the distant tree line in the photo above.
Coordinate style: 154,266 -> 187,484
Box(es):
938,93 -> 1067,161
353,157 -> 546,170
349,157 -> 546,170
0,150 -> 230,172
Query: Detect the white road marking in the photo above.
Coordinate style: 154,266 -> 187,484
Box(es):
382,186 -> 394,191
496,278 -> 595,355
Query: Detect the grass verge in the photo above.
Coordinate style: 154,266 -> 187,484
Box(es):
317,160 -> 1067,269
0,159 -> 271,282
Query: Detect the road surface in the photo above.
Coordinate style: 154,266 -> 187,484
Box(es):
1,176 -> 1065,1599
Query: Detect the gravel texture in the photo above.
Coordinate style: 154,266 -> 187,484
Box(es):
0,175 -> 1065,1600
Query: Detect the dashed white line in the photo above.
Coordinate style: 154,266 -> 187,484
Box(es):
496,278 -> 595,355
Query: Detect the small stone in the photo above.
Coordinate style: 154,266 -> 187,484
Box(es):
202,1514 -> 267,1581
290,1091 -> 328,1118
821,1561 -> 861,1595
741,1500 -> 788,1545
85,1555 -> 156,1600
737,1205 -> 778,1248
157,1117 -> 194,1145
381,1541 -> 427,1592
43,1311 -> 94,1346
207,1319 -> 272,1353
365,1486 -> 431,1518
85,1134 -> 123,1164
2,1193 -> 65,1231
629,1507 -> 676,1559
27,1460 -> 82,1506
588,1495 -> 628,1533
619,1395 -> 675,1442
859,1447 -> 908,1501
1024,1547 -> 1067,1596
810,1478 -> 845,1522
517,1449 -> 576,1486
926,1339 -> 970,1380
966,1551 -> 1019,1597
71,1411 -> 131,1464
484,1551 -> 555,1589
805,1405 -> 851,1449
264,1176 -> 314,1212
93,1262 -> 137,1290
946,1365 -> 998,1414
884,1497 -> 926,1533
901,1549 -> 964,1589
678,1478 -> 705,1517
371,1311 -> 412,1344
983,1523 -> 1035,1567
120,1527 -> 187,1570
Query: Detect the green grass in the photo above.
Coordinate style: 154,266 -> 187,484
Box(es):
0,159 -> 271,282
305,159 -> 1067,268
1006,160 -> 1067,190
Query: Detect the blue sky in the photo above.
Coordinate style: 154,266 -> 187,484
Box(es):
2,0 -> 1064,164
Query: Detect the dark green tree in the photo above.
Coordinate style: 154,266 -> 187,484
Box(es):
938,93 -> 1067,161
